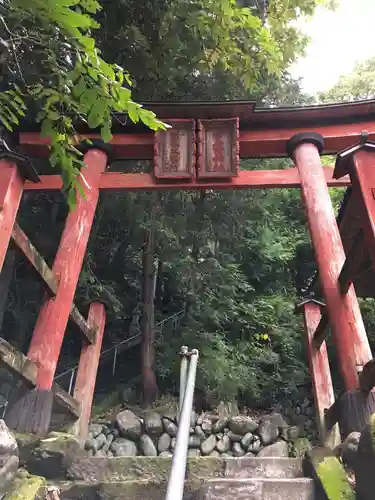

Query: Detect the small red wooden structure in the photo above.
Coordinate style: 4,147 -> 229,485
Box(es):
197,118 -> 239,178
154,119 -> 196,179
2,99 -> 375,442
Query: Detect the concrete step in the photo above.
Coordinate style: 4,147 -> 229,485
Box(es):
58,478 -> 314,500
65,456 -> 304,483
200,478 -> 314,500
224,458 -> 303,479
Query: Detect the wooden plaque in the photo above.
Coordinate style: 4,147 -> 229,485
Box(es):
153,119 -> 196,179
197,118 -> 239,178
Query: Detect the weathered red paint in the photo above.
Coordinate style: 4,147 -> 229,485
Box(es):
71,302 -> 106,443
239,121 -> 375,157
302,301 -> 338,446
27,149 -> 107,390
197,118 -> 239,178
22,167 -> 350,192
349,150 -> 375,267
19,132 -> 152,159
154,119 -> 195,179
0,161 -> 24,271
336,150 -> 375,367
19,120 -> 375,159
292,141 -> 371,390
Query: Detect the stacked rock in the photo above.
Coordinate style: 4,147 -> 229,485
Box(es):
85,410 -> 308,458
0,420 -> 19,499
280,396 -> 317,444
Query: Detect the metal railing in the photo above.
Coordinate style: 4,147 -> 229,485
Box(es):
54,309 -> 184,394
0,310 -> 184,417
165,346 -> 199,500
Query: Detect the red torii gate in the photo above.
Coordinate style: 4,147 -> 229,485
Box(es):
1,99 -> 375,443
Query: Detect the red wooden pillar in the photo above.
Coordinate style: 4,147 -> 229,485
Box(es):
11,144 -> 108,434
71,302 -> 106,443
0,161 -> 24,272
297,299 -> 339,447
287,133 -> 370,391
28,146 -> 107,386
335,143 -> 375,271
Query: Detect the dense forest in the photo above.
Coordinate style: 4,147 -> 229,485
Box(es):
1,0 -> 375,411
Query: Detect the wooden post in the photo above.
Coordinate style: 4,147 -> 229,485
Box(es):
0,160 -> 24,272
70,302 -> 106,444
7,145 -> 108,435
298,299 -> 340,448
339,148 -> 375,270
287,133 -> 371,391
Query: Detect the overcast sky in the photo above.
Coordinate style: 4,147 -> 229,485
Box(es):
290,0 -> 375,93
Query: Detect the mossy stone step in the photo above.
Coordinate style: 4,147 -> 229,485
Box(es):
57,480 -> 198,500
57,477 -> 314,500
4,475 -> 45,500
66,457 -> 304,482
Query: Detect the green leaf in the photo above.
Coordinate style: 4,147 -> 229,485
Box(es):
127,102 -> 140,123
49,151 -> 59,167
47,110 -> 60,121
101,123 -> 113,143
80,0 -> 101,13
0,113 -> 12,131
73,76 -> 86,98
87,103 -> 104,129
41,119 -> 53,139
67,188 -> 77,210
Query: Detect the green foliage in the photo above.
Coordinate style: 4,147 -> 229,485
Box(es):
163,0 -> 282,91
319,57 -> 375,103
152,178 -> 310,405
95,0 -> 326,102
0,0 -> 165,206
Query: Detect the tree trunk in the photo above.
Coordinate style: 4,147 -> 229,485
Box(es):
141,194 -> 159,406
186,191 -> 206,316
155,260 -> 164,311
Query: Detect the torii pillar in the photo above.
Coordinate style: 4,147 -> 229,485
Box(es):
0,135 -> 40,271
7,141 -> 109,435
295,299 -> 340,448
287,133 -> 371,391
334,135 -> 375,275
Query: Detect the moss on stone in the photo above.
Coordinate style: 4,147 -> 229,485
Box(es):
38,432 -> 80,454
187,457 -> 224,479
14,434 -> 41,467
59,479 -> 202,500
316,456 -> 355,500
67,456 -> 225,483
14,434 -> 40,449
4,475 -> 45,500
110,457 -> 171,481
292,438 -> 313,458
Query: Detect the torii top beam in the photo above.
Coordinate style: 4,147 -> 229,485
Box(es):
17,98 -> 375,192
19,99 -> 375,159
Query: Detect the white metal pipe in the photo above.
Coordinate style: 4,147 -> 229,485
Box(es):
68,368 -> 76,395
179,346 -> 189,416
165,349 -> 199,500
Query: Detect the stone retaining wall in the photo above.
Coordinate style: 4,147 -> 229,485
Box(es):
85,408 -> 315,459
